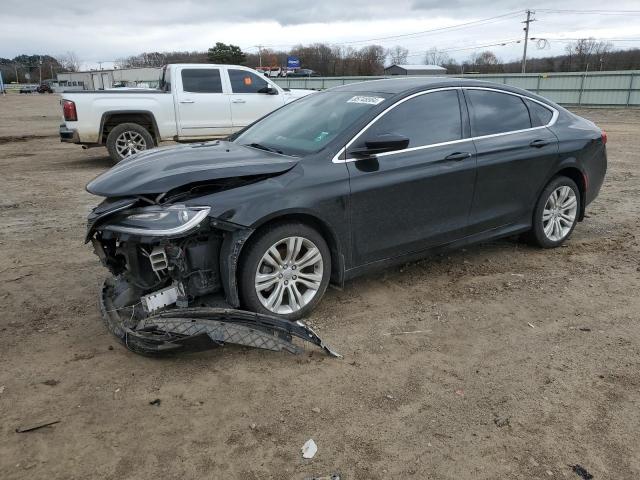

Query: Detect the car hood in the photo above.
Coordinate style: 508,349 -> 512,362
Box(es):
86,141 -> 298,197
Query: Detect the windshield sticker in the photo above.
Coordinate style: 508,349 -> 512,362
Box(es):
347,96 -> 385,105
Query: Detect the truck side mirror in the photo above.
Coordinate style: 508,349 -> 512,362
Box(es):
258,86 -> 278,95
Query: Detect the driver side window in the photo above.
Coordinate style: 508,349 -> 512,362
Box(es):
229,69 -> 273,94
360,90 -> 463,149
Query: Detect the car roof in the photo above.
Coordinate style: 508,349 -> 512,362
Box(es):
328,76 -> 560,108
331,76 -> 516,94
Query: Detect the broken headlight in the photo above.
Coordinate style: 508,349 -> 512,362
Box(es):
102,205 -> 210,236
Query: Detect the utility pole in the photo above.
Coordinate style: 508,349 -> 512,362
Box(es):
39,56 -> 43,84
254,45 -> 264,68
521,10 -> 535,73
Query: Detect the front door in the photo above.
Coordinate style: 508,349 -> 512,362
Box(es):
346,89 -> 477,266
175,67 -> 233,138
463,88 -> 559,233
228,68 -> 284,131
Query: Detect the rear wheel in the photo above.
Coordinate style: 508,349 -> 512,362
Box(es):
527,176 -> 581,248
106,123 -> 154,163
239,222 -> 331,320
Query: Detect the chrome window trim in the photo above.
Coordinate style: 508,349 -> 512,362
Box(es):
332,86 -> 559,164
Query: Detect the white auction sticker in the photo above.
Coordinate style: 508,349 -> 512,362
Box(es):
347,96 -> 385,105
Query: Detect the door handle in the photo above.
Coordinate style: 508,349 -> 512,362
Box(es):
179,99 -> 194,104
232,99 -> 246,104
444,152 -> 472,161
529,139 -> 550,148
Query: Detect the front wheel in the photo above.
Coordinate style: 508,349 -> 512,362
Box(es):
239,223 -> 331,320
527,176 -> 581,248
106,123 -> 154,163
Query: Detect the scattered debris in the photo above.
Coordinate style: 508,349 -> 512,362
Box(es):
15,419 -> 60,433
578,327 -> 592,332
385,394 -> 394,400
108,345 -> 114,351
494,416 -> 510,428
527,322 -> 536,329
304,474 -> 341,480
546,470 -> 554,477
302,439 -> 318,459
6,273 -> 33,282
0,385 -> 5,394
311,407 -> 321,413
249,423 -> 257,430
455,389 -> 465,397
42,379 -> 59,386
72,352 -> 95,361
149,398 -> 161,406
383,330 -> 432,336
570,464 -> 594,479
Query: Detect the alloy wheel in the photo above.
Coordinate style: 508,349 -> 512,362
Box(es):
115,131 -> 147,157
254,236 -> 324,315
542,185 -> 578,242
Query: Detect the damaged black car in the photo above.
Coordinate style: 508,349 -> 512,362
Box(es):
87,78 -> 607,351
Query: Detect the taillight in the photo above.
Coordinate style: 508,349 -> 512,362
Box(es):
63,100 -> 77,121
601,130 -> 607,145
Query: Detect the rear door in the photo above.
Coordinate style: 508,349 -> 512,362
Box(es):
228,68 -> 284,131
175,67 -> 233,138
345,89 -> 477,265
464,88 -> 559,233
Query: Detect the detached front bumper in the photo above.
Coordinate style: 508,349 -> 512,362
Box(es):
100,278 -> 341,357
59,124 -> 80,143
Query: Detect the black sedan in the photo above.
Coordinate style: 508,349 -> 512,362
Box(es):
86,77 -> 607,322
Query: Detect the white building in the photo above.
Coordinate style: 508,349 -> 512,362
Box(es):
383,64 -> 447,76
55,67 -> 162,90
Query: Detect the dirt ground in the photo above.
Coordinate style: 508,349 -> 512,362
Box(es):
0,94 -> 638,480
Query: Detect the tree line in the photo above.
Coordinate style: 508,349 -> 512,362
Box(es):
2,38 -> 639,84
113,39 -> 640,75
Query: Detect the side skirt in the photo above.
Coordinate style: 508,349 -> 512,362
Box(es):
343,222 -> 531,281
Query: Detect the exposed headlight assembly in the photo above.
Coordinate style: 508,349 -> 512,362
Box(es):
102,205 -> 211,236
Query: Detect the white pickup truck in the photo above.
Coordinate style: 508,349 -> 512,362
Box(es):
59,64 -> 315,162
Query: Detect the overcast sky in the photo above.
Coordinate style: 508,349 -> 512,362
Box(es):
2,0 -> 640,69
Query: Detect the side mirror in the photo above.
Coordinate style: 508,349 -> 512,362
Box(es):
350,133 -> 410,157
258,86 -> 278,95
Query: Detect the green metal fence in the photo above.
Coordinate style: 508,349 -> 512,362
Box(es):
274,70 -> 640,107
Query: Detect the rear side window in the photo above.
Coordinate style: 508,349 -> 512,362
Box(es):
363,90 -> 462,148
526,99 -> 554,126
467,90 -> 532,136
181,69 -> 223,93
229,69 -> 272,94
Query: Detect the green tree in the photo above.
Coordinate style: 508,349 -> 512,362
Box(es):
207,43 -> 246,64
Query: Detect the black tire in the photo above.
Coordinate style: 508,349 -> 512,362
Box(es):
526,176 -> 581,248
105,122 -> 154,163
239,222 -> 331,320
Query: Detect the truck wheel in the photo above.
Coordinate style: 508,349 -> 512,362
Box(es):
106,123 -> 154,163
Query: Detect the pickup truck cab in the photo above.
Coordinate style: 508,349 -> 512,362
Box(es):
59,64 -> 315,162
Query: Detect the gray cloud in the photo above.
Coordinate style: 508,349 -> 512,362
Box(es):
1,0 -> 638,64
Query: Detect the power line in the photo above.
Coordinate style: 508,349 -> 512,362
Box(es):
331,11 -> 524,45
536,9 -> 640,16
404,38 -> 523,58
252,10 -> 525,50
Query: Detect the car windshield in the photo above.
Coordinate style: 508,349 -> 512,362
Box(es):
233,91 -> 390,156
